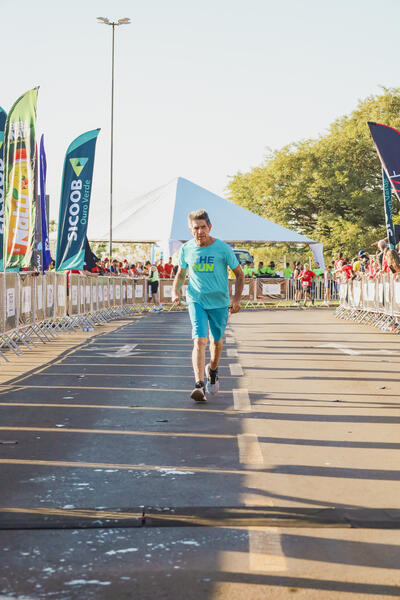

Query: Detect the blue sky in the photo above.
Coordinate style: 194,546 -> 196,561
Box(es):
2,0 -> 400,234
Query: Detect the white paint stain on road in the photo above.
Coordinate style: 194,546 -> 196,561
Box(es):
105,548 -> 138,556
65,580 -> 112,586
157,468 -> 195,476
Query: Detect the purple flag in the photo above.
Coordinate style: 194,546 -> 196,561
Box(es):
40,135 -> 51,271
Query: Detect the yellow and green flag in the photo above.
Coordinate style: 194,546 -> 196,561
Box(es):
3,88 -> 38,269
0,106 -> 7,270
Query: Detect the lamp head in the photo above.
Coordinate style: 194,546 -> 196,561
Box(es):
97,16 -> 110,24
117,17 -> 131,25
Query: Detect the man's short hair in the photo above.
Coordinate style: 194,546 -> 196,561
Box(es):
378,239 -> 387,251
145,260 -> 151,265
188,209 -> 211,225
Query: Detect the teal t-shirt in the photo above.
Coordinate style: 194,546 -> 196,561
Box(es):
179,238 -> 239,309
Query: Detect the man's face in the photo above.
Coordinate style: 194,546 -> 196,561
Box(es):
189,219 -> 212,245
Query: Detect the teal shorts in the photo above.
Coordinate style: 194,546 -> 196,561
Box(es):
188,302 -> 229,341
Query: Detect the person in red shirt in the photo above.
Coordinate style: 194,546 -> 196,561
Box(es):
129,264 -> 138,277
333,252 -> 344,271
164,257 -> 174,278
339,260 -> 353,281
299,266 -> 316,306
156,260 -> 165,278
120,260 -> 129,276
333,252 -> 344,285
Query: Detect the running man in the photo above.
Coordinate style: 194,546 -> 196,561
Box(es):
299,264 -> 316,306
172,209 -> 244,402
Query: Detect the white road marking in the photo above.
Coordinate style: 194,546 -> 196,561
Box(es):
248,528 -> 287,572
230,363 -> 243,376
227,348 -> 238,358
318,344 -> 397,356
98,351 -> 142,358
97,344 -> 141,358
233,389 -> 251,411
225,337 -> 235,345
86,345 -> 138,351
237,433 -> 263,464
317,343 -> 359,355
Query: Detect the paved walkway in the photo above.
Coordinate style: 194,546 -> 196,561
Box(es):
0,309 -> 399,599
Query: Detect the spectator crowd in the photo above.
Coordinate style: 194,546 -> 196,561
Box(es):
61,257 -> 180,279
48,239 -> 400,309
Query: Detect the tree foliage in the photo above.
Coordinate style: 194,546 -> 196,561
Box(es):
227,88 -> 400,260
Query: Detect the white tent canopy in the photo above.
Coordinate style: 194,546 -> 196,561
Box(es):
89,177 -> 324,266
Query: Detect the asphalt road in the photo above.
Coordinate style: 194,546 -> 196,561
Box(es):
0,308 -> 400,599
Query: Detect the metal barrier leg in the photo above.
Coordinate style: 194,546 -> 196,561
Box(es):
2,333 -> 23,355
28,324 -> 48,344
41,321 -> 58,338
17,327 -> 36,348
0,347 -> 9,362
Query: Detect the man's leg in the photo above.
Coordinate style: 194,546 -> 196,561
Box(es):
209,338 -> 223,370
192,336 -> 207,383
188,303 -> 209,402
205,307 -> 229,395
150,288 -> 158,311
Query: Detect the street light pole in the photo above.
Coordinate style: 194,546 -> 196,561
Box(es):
97,16 -> 131,258
110,22 -> 115,259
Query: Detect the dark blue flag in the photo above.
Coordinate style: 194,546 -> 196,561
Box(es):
40,135 -> 51,271
382,169 -> 396,249
368,121 -> 400,201
56,129 -> 100,271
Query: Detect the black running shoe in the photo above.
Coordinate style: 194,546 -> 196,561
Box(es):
205,363 -> 219,395
190,381 -> 207,402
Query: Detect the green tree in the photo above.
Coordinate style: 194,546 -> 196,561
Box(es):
49,219 -> 57,233
228,88 -> 400,258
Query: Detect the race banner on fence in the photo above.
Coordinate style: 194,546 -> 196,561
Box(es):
368,121 -> 400,203
40,135 -> 51,271
3,88 -> 38,269
0,107 -> 7,271
56,129 -> 100,271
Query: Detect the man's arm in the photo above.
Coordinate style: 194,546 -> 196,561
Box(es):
230,264 -> 244,314
172,267 -> 187,305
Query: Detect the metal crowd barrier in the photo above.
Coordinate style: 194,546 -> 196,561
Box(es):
284,278 -> 339,303
335,273 -> 400,332
0,270 -> 347,360
0,273 -> 160,360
